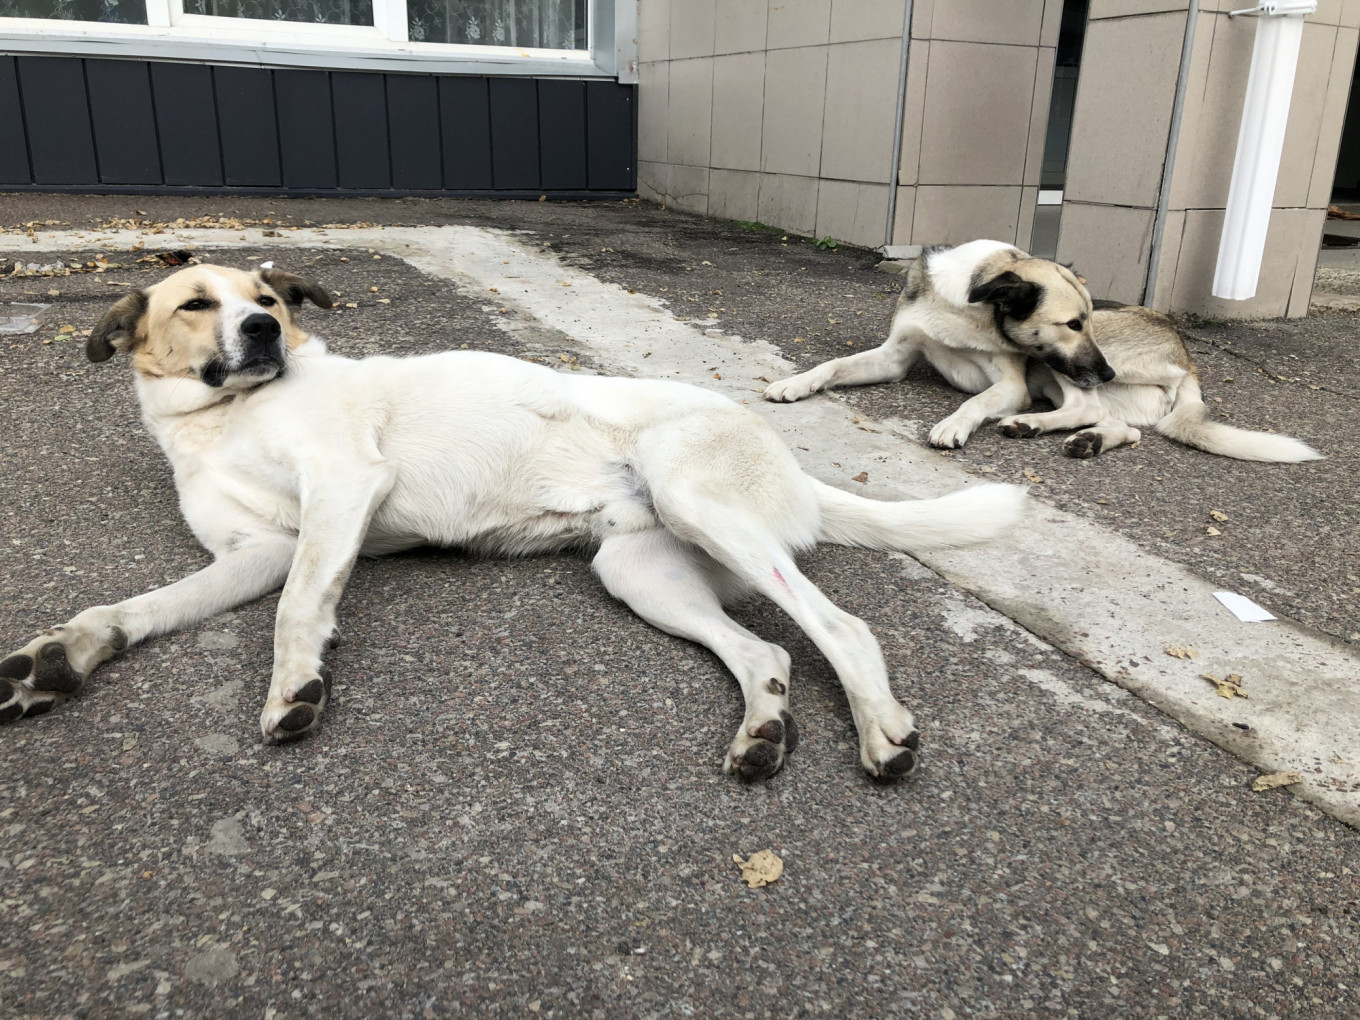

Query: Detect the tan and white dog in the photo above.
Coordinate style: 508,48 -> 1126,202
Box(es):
0,264 -> 1027,781
765,239 -> 1322,462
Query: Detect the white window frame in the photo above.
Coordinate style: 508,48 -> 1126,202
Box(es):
0,0 -> 637,81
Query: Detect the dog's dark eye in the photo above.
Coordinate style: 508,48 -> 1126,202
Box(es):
179,298 -> 212,312
258,294 -> 277,307
1066,319 -> 1083,331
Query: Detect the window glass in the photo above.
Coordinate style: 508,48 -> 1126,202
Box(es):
0,0 -> 147,22
407,0 -> 585,48
181,0 -> 374,25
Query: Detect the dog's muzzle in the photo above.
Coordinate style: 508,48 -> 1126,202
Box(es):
1044,348 -> 1115,390
201,313 -> 287,388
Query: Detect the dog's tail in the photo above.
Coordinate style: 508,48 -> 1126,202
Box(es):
1155,375 -> 1323,463
812,479 -> 1027,553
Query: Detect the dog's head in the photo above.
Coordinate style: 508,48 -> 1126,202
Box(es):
967,253 -> 1115,389
87,265 -> 332,389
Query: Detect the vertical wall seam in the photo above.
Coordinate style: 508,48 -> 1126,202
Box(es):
12,58 -> 37,185
81,60 -> 102,184
884,0 -> 914,247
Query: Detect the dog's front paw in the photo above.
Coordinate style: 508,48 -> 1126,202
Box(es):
857,702 -> 919,780
998,416 -> 1042,439
928,417 -> 974,449
763,374 -> 820,403
724,710 -> 800,781
260,669 -> 331,742
0,622 -> 126,722
1063,430 -> 1104,459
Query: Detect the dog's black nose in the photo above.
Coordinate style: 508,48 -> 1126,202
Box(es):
241,313 -> 281,345
1098,362 -> 1117,383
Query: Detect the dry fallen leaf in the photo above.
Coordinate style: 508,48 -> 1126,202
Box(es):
852,471 -> 868,483
1252,771 -> 1301,792
1206,526 -> 1221,536
1023,468 -> 1044,484
1209,509 -> 1229,522
734,849 -> 783,888
1201,673 -> 1247,699
1164,645 -> 1199,660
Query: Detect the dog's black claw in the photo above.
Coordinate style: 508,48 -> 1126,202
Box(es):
1065,432 -> 1103,459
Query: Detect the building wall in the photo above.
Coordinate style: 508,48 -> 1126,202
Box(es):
1058,1 -> 1360,318
0,55 -> 636,196
637,0 -> 1063,250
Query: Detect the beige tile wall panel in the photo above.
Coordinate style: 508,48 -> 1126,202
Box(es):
1040,0 -> 1065,47
917,42 -> 1038,186
1164,11 -> 1254,211
911,0 -> 934,39
894,39 -> 931,184
1273,21 -> 1340,209
1167,207 -> 1312,316
1312,0 -> 1347,25
1308,26 -> 1360,208
1343,0 -> 1360,29
1056,203 -> 1155,305
892,184 -> 916,242
760,46 -> 830,177
638,0 -> 672,62
637,161 -> 672,205
668,164 -> 714,215
1017,186 -> 1040,251
637,61 -> 670,164
912,185 -> 1022,245
1147,209 -> 1185,308
667,58 -> 715,168
829,0 -> 906,43
815,179 -> 890,247
1024,46 -> 1058,187
709,169 -> 763,221
671,0 -> 717,59
715,0 -> 769,54
758,173 -> 821,234
711,54 -> 767,171
1089,0 -> 1191,18
929,0 -> 1046,46
767,0 -> 833,49
820,39 -> 903,184
1287,208 -> 1327,316
1063,12 -> 1185,207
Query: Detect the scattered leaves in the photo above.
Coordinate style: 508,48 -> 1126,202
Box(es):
1164,645 -> 1199,660
1209,509 -> 1229,522
734,850 -> 783,888
1206,526 -> 1222,536
852,471 -> 868,484
1252,771 -> 1301,792
1202,673 -> 1247,699
1023,468 -> 1044,484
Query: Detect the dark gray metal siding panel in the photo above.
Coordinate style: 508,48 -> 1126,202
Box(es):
489,77 -> 539,191
439,76 -> 492,190
537,79 -> 586,191
387,74 -> 441,191
86,60 -> 161,185
333,71 -> 390,190
150,63 -> 223,187
275,69 -> 337,190
16,57 -> 97,186
586,81 -> 634,191
0,57 -> 29,185
213,66 -> 281,187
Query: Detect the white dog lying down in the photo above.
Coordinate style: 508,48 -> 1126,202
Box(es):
0,265 -> 1027,780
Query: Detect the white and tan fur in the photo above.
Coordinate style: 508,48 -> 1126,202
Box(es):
765,239 -> 1321,462
0,264 -> 1028,781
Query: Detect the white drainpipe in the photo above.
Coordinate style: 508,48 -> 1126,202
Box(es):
1212,1 -> 1317,301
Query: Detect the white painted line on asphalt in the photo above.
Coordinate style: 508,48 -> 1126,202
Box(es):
16,225 -> 1360,826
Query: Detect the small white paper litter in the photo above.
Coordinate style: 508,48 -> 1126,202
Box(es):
1213,591 -> 1276,623
259,261 -> 275,269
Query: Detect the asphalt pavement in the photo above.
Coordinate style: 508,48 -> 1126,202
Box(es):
1,196 -> 1358,1019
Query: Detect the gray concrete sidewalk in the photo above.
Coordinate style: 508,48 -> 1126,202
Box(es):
1,196 -> 1358,1019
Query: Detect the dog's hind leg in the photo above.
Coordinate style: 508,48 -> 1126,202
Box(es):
0,533 -> 296,722
592,528 -> 798,781
1063,419 -> 1141,459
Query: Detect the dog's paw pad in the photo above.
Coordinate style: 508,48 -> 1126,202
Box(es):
876,748 -> 918,780
730,741 -> 782,782
999,419 -> 1041,439
725,710 -> 799,781
780,710 -> 799,753
290,678 -> 326,705
32,643 -> 82,694
1064,431 -> 1103,459
0,654 -> 33,680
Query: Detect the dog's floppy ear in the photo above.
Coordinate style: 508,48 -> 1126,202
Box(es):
968,271 -> 1042,321
87,290 -> 149,363
259,268 -> 333,310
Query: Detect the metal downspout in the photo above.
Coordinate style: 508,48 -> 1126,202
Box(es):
1143,1 -> 1200,305
884,0 -> 915,248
